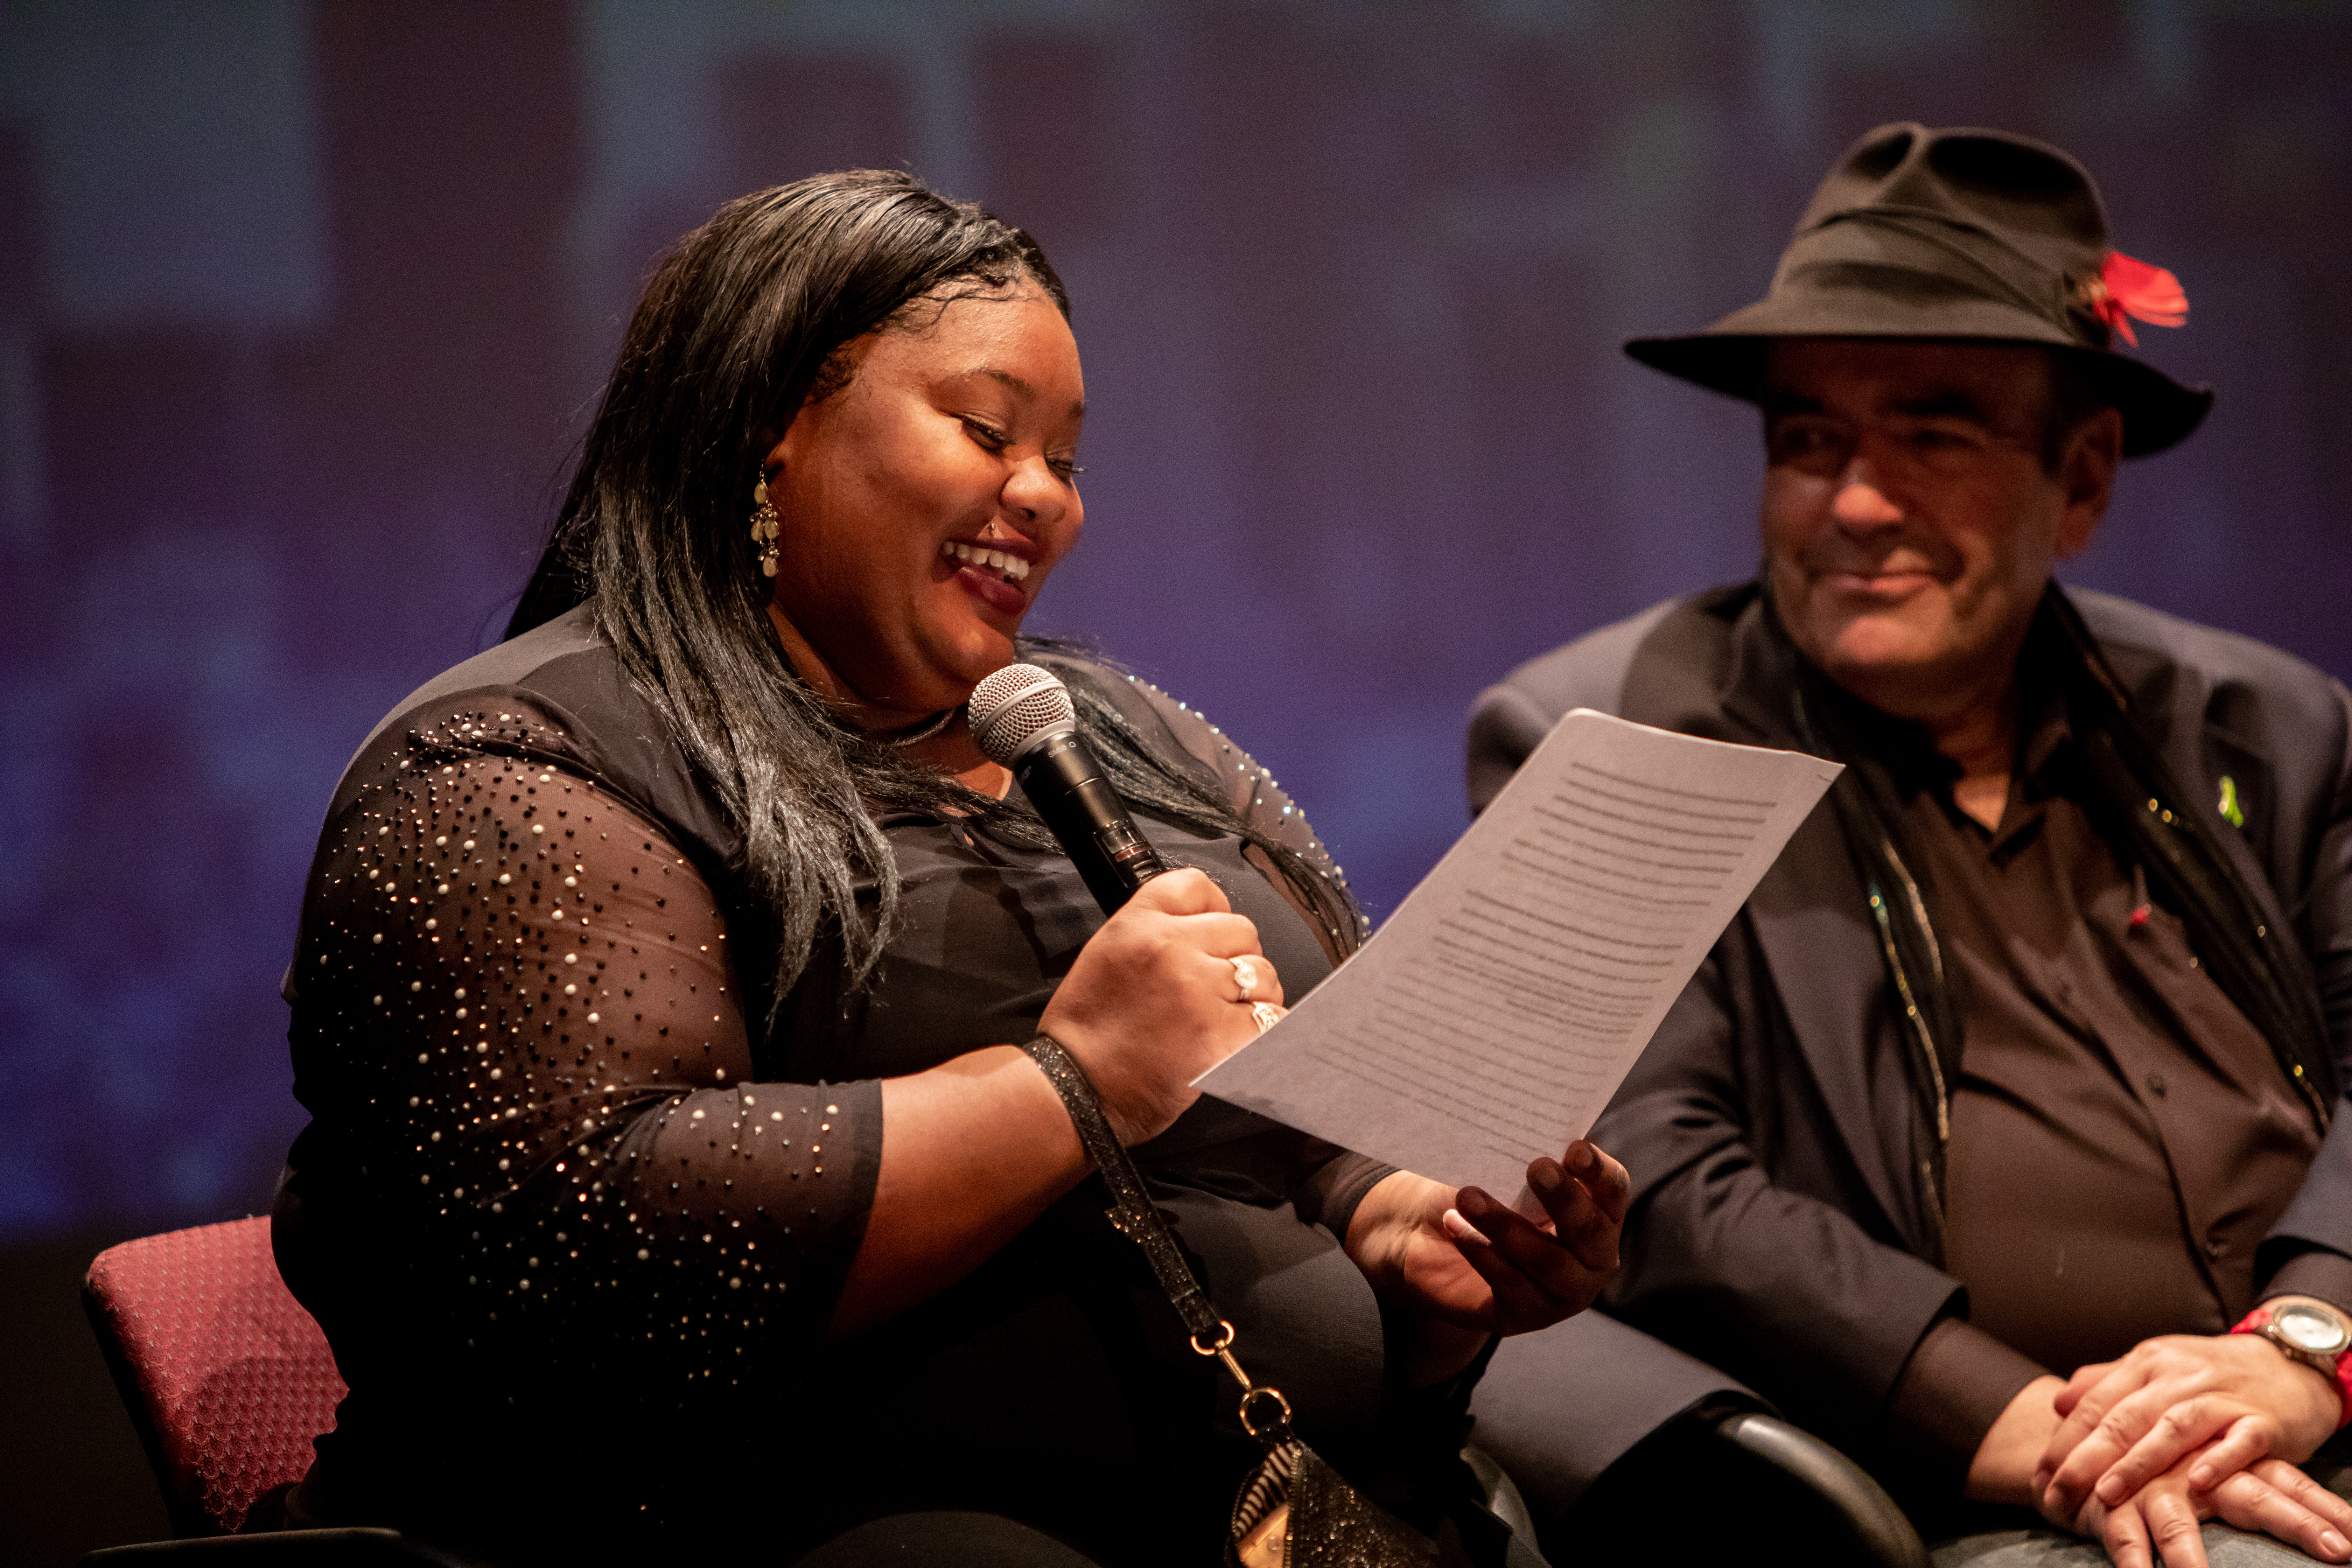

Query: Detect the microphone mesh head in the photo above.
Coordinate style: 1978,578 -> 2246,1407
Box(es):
968,663 -> 1077,766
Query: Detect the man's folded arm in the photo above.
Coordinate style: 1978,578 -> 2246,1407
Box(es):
1594,940 -> 1986,1462
2261,702 -> 2352,1317
1884,1317 -> 2052,1494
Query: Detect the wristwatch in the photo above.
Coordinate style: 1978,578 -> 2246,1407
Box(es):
2254,1300 -> 2352,1381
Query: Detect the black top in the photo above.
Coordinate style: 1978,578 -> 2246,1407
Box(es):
273,604 -> 1410,1566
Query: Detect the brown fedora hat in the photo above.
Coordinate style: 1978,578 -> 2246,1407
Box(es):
1626,122 -> 2213,456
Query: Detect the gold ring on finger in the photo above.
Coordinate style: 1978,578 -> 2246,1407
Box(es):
1230,955 -> 1258,1002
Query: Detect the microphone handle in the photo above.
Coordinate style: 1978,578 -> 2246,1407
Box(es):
1013,729 -> 1169,915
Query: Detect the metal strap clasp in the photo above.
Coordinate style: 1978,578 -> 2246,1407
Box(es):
1191,1318 -> 1294,1441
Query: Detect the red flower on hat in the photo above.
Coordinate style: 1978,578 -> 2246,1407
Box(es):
2081,251 -> 2188,347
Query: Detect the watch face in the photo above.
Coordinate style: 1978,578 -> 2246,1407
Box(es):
2276,1304 -> 2351,1355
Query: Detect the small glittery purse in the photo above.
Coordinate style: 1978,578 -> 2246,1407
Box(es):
1025,1034 -> 1436,1567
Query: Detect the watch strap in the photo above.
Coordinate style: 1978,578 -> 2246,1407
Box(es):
2232,1303 -> 2352,1432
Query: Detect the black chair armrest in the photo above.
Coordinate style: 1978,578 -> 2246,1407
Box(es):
1714,1412 -> 1929,1568
82,1529 -> 470,1566
1560,1401 -> 1930,1567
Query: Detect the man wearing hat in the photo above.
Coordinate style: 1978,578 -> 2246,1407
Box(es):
1465,125 -> 2352,1565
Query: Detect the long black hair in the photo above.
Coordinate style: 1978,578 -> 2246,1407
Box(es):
509,170 -> 1359,1015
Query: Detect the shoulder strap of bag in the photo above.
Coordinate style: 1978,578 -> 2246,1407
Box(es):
1024,1034 -> 1297,1443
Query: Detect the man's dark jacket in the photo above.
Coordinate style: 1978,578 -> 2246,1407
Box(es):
1464,583 -> 2352,1486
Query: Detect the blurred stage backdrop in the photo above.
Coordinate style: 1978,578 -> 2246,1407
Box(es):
4,0 -> 2351,1250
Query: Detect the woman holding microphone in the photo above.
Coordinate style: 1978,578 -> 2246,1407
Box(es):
273,170 -> 1622,1566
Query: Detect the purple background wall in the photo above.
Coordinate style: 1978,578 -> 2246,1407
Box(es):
4,1 -> 2349,1252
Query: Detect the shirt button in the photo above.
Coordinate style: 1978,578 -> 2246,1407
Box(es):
2147,1073 -> 2168,1097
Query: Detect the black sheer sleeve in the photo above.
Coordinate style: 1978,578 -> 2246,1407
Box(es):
282,704 -> 879,1400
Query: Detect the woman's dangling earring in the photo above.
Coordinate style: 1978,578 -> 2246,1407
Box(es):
748,474 -> 780,578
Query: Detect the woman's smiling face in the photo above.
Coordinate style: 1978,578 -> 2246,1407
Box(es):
762,282 -> 1085,729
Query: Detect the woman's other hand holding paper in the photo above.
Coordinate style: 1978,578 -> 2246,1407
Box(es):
1344,1141 -> 1629,1386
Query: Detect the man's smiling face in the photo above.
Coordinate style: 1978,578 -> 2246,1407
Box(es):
1758,338 -> 2119,723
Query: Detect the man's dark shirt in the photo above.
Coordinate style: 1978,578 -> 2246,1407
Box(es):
1861,683 -> 2352,1447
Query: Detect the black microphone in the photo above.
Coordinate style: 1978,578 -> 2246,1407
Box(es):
969,664 -> 1169,914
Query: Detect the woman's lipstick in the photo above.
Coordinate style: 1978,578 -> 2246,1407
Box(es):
939,537 -> 1035,617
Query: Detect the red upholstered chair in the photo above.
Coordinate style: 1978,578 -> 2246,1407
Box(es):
77,1218 -> 471,1565
83,1216 -> 346,1538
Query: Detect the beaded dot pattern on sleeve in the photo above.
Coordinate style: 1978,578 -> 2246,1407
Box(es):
284,705 -> 876,1407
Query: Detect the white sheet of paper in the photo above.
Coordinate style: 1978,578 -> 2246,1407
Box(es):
1198,708 -> 1840,1204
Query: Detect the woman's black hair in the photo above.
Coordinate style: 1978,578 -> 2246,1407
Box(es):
509,170 -> 1359,1016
